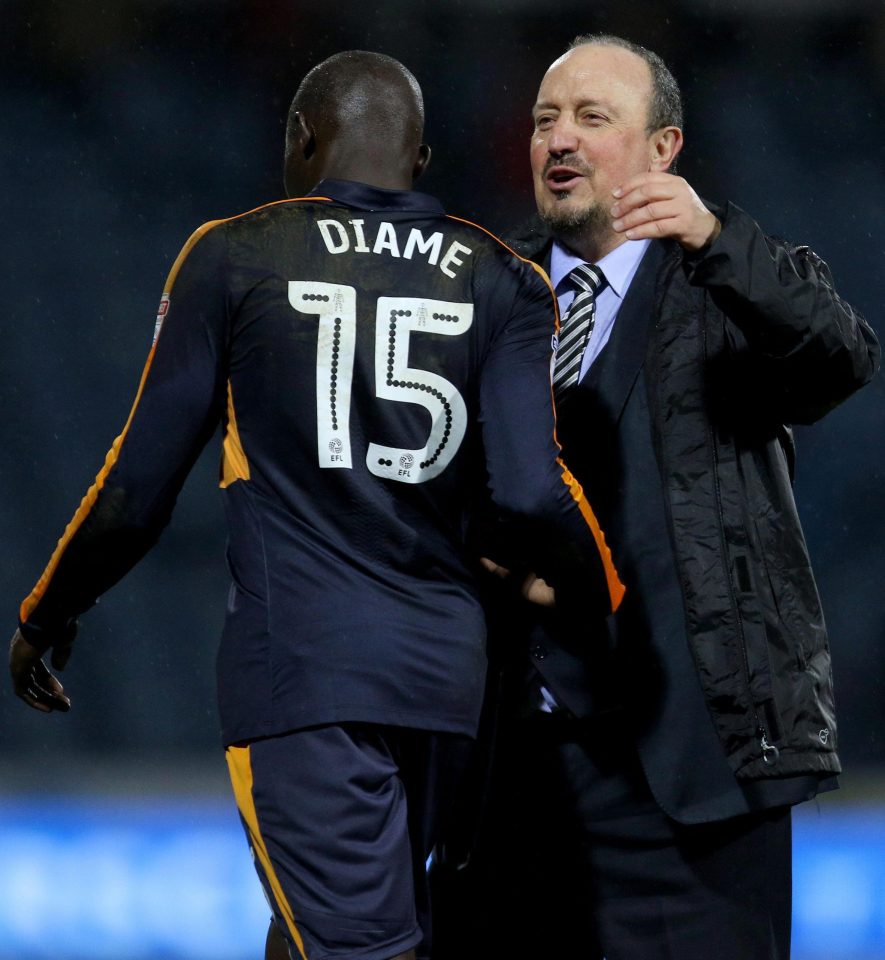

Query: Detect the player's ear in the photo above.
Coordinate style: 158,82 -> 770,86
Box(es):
283,111 -> 318,198
412,143 -> 431,181
291,111 -> 316,160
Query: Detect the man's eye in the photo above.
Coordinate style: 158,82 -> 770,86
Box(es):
582,113 -> 605,124
535,116 -> 554,130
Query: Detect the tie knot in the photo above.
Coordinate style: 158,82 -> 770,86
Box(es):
569,262 -> 606,297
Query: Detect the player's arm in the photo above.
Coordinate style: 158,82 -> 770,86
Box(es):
477,256 -> 624,619
11,223 -> 230,711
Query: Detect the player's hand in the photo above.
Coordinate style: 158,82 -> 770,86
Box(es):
9,628 -> 72,713
479,558 -> 556,607
518,572 -> 556,607
610,172 -> 721,251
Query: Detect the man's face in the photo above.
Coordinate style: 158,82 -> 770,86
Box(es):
531,44 -> 656,240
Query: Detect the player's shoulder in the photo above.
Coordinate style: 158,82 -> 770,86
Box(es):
210,195 -> 337,234
174,195 -> 337,261
444,213 -> 555,297
444,212 -> 525,261
166,197 -> 337,292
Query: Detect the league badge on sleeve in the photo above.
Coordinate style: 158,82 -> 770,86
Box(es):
153,293 -> 170,345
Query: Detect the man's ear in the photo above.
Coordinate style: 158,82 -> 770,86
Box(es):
283,111 -> 317,197
292,110 -> 316,160
412,143 -> 431,181
650,126 -> 683,171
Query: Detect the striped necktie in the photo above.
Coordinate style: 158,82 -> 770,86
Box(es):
552,262 -> 606,405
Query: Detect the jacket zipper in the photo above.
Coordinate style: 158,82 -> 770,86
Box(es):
759,728 -> 780,765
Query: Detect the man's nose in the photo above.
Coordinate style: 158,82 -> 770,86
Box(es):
547,120 -> 579,156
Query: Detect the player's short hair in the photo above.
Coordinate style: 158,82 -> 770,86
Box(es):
567,34 -> 683,134
286,50 -> 424,153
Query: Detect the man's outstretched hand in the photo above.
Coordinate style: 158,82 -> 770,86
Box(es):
9,628 -> 72,713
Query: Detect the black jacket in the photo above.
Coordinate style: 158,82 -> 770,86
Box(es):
509,202 -> 879,794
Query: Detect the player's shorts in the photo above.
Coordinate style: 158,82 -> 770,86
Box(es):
226,723 -> 472,960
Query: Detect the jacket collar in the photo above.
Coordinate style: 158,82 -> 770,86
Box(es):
307,179 -> 446,215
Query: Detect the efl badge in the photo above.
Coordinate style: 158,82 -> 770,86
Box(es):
153,293 -> 170,345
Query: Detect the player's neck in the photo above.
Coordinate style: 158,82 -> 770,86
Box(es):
320,145 -> 414,192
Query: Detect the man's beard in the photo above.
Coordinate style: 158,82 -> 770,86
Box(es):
539,196 -> 610,248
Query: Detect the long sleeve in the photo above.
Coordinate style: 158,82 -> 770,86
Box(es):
19,222 -> 230,645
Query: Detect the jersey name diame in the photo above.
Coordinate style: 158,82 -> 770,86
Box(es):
316,218 -> 473,278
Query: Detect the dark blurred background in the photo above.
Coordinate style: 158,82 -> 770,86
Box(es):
1,0 -> 883,955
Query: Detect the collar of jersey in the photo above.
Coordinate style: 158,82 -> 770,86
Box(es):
308,178 -> 446,215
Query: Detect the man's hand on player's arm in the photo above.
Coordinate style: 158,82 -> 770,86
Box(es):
610,172 -> 721,251
479,558 -> 556,607
9,628 -> 72,713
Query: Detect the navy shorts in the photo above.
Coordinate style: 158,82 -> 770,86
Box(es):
226,723 -> 471,960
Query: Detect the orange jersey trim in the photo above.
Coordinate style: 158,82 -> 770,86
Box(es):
164,196 -> 333,294
557,458 -> 625,612
446,214 -> 624,613
221,380 -> 251,489
226,745 -> 308,960
21,196 -> 332,624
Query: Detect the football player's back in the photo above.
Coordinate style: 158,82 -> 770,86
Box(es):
211,186 -> 559,743
12,50 -> 621,960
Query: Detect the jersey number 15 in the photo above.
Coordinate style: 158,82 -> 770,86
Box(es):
289,281 -> 473,485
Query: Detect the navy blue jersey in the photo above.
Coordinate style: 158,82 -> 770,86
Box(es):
20,180 -> 622,743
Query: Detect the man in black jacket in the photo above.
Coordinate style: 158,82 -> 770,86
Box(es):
435,33 -> 879,960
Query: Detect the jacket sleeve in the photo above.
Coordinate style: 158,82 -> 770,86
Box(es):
18,222 -> 230,649
684,201 -> 880,424
477,255 -> 624,617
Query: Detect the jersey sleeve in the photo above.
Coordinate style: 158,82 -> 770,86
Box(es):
18,222 -> 230,648
477,254 -> 624,617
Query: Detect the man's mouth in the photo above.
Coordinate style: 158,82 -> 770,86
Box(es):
544,165 -> 586,191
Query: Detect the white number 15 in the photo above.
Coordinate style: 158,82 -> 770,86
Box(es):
288,281 -> 473,484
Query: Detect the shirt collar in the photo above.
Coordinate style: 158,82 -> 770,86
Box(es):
307,179 -> 446,215
550,237 -> 651,299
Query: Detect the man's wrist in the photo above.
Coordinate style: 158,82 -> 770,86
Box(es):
698,215 -> 722,251
682,214 -> 721,254
17,617 -> 78,654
